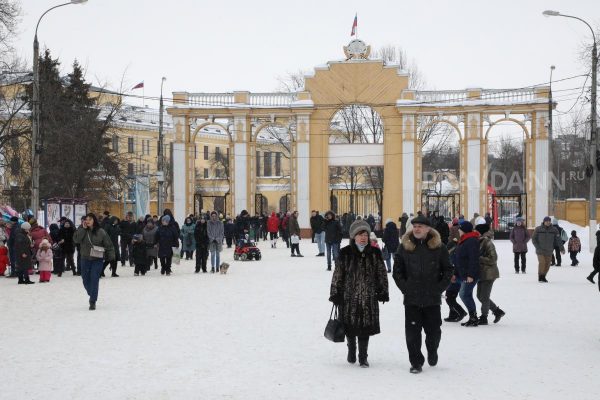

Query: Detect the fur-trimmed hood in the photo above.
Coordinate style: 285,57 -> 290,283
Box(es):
401,228 -> 442,252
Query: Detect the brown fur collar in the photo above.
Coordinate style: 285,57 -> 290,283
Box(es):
401,228 -> 442,252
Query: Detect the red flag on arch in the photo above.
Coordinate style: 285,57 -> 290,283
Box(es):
350,14 -> 357,36
132,81 -> 144,90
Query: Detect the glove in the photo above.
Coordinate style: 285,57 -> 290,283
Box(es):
328,294 -> 342,305
377,293 -> 389,303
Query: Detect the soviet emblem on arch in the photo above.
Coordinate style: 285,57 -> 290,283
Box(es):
344,39 -> 370,60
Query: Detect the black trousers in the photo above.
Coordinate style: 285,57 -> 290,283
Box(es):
291,243 -> 301,255
569,251 -> 579,265
120,241 -> 131,266
103,260 -> 118,275
551,247 -> 562,265
160,256 -> 172,274
53,257 -> 65,274
65,252 -> 76,273
445,289 -> 465,317
225,237 -> 233,248
134,263 -> 148,275
195,247 -> 208,272
514,252 -> 526,271
404,305 -> 442,367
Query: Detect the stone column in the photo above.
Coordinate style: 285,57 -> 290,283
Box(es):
399,114 -> 417,215
232,114 -> 250,215
171,116 -> 189,224
532,111 -> 550,225
464,112 -> 483,218
295,114 -> 311,229
381,111 -> 403,220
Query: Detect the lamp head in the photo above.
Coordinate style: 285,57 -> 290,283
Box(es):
71,0 -> 88,4
551,65 -> 556,70
542,10 -> 560,17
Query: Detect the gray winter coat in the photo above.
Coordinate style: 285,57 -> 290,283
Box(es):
142,225 -> 158,258
207,219 -> 224,252
532,224 -> 562,256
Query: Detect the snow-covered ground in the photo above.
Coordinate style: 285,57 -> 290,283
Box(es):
2,222 -> 600,400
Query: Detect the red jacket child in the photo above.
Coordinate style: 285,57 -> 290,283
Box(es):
0,245 -> 9,276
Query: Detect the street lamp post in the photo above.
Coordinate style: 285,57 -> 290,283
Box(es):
543,10 -> 598,252
157,77 -> 166,215
31,0 -> 88,213
549,65 -> 555,202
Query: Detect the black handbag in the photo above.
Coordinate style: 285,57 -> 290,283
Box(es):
324,304 -> 345,343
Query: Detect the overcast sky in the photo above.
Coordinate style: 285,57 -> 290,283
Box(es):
13,0 -> 599,122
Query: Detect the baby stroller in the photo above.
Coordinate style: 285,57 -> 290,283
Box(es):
233,236 -> 261,261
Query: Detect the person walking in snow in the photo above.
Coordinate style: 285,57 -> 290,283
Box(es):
330,220 -> 389,368
509,217 -> 530,273
155,215 -> 179,276
73,214 -> 116,309
382,219 -> 399,273
393,215 -> 452,374
194,215 -> 209,273
266,212 -> 280,248
532,217 -> 563,283
180,217 -> 196,260
324,211 -> 343,271
567,231 -> 581,266
454,221 -> 480,327
550,218 -> 568,266
36,239 -> 53,283
288,211 -> 303,257
207,211 -> 224,273
474,218 -> 505,325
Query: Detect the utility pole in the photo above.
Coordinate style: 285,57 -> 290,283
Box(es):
549,65 -> 555,202
157,77 -> 166,214
543,10 -> 598,252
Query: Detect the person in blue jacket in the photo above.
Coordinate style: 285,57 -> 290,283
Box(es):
453,221 -> 480,327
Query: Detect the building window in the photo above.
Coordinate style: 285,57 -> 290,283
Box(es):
128,137 -> 134,153
256,151 -> 261,177
194,145 -> 197,160
141,139 -> 149,155
204,168 -> 209,178
275,152 -> 281,176
204,145 -> 209,160
215,146 -> 221,162
112,135 -> 119,152
215,169 -> 222,179
264,151 -> 272,176
127,163 -> 134,176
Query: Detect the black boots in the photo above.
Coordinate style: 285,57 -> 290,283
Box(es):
346,336 -> 357,364
587,272 -> 597,284
461,313 -> 479,327
410,365 -> 422,374
478,315 -> 488,325
427,351 -> 438,367
539,274 -> 548,283
444,308 -> 467,323
89,301 -> 96,310
358,337 -> 369,368
492,308 -> 506,323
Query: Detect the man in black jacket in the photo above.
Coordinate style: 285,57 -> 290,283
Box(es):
323,211 -> 342,271
119,212 -> 136,267
393,215 -> 453,374
310,211 -> 325,256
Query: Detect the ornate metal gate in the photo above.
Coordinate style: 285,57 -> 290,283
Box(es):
491,194 -> 526,240
194,194 -> 227,216
421,193 -> 460,219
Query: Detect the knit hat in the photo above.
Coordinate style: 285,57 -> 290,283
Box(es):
411,214 -> 431,227
474,216 -> 487,226
41,238 -> 50,247
349,220 -> 371,238
543,216 -> 551,223
475,223 -> 490,235
459,221 -> 473,233
20,221 -> 31,231
162,215 -> 171,223
551,217 -> 558,225
516,217 -> 525,222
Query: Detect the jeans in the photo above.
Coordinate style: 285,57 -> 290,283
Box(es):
80,258 -> 103,302
326,242 -> 340,267
210,250 -> 220,270
476,280 -> 498,316
384,251 -> 392,272
459,280 -> 478,314
314,232 -> 325,254
404,305 -> 442,367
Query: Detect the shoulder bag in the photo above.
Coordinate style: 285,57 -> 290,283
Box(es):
87,232 -> 105,259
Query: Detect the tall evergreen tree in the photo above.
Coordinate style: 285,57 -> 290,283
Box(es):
27,50 -> 122,200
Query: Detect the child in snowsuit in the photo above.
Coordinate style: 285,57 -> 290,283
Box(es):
36,239 -> 53,282
567,231 -> 581,266
131,234 -> 148,276
0,242 -> 8,276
